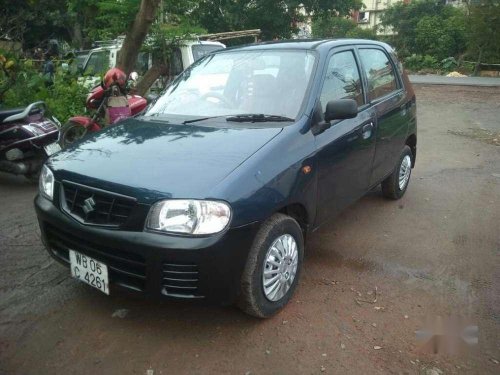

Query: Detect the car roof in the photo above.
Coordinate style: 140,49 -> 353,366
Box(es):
223,39 -> 394,54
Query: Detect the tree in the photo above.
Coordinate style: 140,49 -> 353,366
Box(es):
135,21 -> 206,95
190,0 -> 363,40
311,15 -> 376,39
414,12 -> 466,61
117,0 -> 161,74
466,0 -> 500,73
381,0 -> 466,60
312,16 -> 357,38
67,0 -> 142,49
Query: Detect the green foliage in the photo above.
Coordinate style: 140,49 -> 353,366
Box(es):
1,55 -> 86,122
145,20 -> 207,64
5,0 -> 366,49
381,0 -> 466,60
312,17 -> 357,38
467,0 -> 500,64
403,54 -> 439,72
311,16 -> 376,39
414,13 -> 466,61
441,57 -> 458,71
1,0 -> 71,49
190,0 -> 364,40
346,27 -> 377,40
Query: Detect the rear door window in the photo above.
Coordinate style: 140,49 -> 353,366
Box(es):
320,50 -> 364,110
358,48 -> 398,101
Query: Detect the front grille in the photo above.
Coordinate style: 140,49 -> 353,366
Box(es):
162,262 -> 202,298
44,223 -> 146,292
61,181 -> 136,227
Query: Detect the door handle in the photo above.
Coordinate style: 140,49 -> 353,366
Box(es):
400,103 -> 408,116
361,122 -> 374,139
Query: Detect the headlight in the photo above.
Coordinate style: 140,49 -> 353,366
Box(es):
146,199 -> 231,235
39,165 -> 54,201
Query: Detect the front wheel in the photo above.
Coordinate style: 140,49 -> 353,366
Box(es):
59,121 -> 88,147
238,213 -> 304,318
381,145 -> 413,200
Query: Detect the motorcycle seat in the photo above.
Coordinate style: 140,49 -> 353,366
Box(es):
0,106 -> 41,123
0,107 -> 25,123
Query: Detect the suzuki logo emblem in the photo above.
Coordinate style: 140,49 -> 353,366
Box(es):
82,197 -> 96,214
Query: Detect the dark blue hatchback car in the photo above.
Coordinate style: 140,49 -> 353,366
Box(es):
36,39 -> 417,317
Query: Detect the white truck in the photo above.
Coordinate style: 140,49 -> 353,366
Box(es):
78,30 -> 261,89
78,37 -> 226,88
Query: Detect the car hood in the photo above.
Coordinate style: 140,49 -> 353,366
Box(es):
49,118 -> 282,203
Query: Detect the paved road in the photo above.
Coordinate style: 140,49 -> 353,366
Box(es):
1,85 -> 499,374
409,74 -> 500,87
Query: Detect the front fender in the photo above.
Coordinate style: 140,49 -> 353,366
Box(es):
68,116 -> 101,132
210,121 -> 317,229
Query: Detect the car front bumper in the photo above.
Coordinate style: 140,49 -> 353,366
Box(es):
34,193 -> 260,305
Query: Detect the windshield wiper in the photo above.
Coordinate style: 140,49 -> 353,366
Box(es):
182,116 -> 224,124
225,114 -> 294,123
182,114 -> 295,125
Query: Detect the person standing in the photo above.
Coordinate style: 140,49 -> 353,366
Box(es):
42,53 -> 55,86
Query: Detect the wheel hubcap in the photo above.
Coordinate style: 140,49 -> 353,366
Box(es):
262,234 -> 298,302
398,155 -> 412,190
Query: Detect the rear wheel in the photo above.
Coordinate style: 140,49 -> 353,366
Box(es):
238,213 -> 304,318
381,145 -> 413,200
59,121 -> 88,147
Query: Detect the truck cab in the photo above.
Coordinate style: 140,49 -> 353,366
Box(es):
78,38 -> 226,88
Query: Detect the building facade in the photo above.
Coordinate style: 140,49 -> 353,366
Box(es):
354,0 -> 410,35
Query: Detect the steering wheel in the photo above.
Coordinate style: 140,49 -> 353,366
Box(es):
200,91 -> 235,108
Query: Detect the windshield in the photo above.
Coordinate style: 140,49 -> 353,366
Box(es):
83,50 -> 110,76
146,49 -> 316,120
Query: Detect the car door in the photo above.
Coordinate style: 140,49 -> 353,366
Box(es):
314,47 -> 377,225
357,47 -> 409,185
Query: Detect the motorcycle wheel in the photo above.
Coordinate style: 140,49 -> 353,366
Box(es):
60,121 -> 88,147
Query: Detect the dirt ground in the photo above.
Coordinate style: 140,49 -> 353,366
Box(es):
1,85 -> 499,375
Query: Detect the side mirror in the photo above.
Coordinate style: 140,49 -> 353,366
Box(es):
311,99 -> 359,136
77,63 -> 84,73
325,99 -> 358,122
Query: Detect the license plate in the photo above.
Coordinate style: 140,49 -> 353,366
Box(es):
44,142 -> 61,156
69,250 -> 109,295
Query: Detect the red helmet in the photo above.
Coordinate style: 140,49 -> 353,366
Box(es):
103,68 -> 127,90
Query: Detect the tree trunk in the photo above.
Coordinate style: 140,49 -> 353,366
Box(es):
136,63 -> 168,96
473,47 -> 483,77
73,22 -> 83,50
117,0 -> 161,74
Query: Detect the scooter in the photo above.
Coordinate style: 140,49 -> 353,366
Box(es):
0,101 -> 61,180
59,70 -> 148,147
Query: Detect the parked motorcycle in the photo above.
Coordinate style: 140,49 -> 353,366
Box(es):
0,101 -> 61,180
60,68 -> 148,147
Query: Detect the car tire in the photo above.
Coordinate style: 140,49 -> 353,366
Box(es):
238,213 -> 304,318
381,145 -> 413,200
